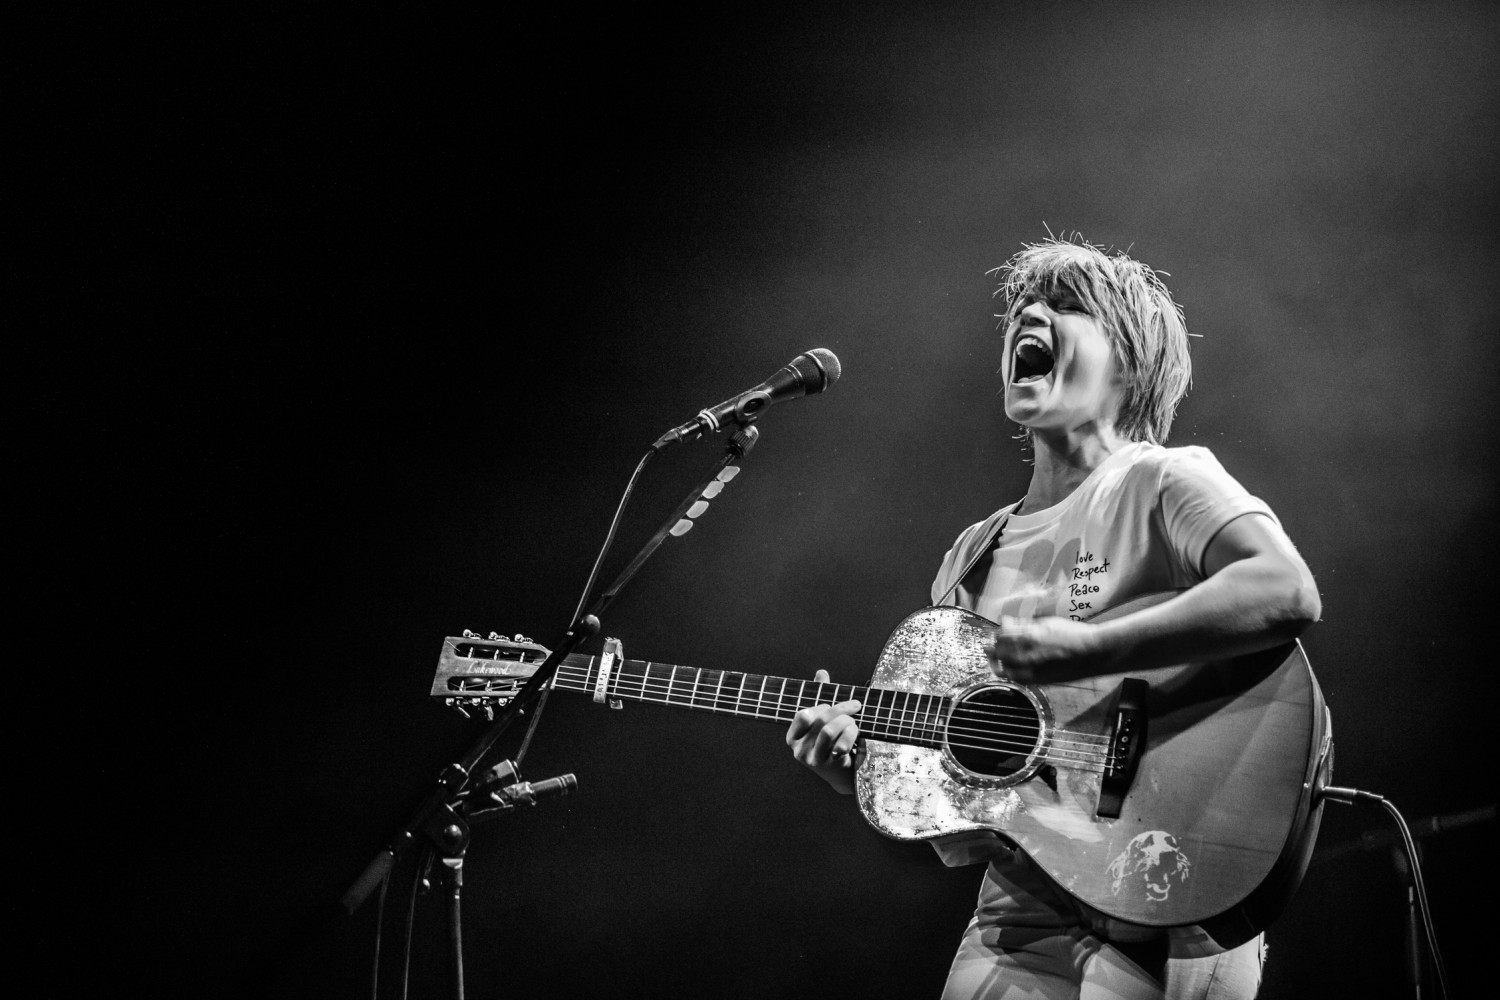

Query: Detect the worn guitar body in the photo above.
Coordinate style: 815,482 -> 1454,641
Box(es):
854,597 -> 1332,955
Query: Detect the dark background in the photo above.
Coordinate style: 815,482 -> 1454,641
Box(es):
40,1 -> 1497,997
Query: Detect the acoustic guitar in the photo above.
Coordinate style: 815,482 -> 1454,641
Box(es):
431,592 -> 1333,955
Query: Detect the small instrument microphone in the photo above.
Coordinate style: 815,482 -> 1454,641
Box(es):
489,773 -> 578,807
653,348 -> 842,450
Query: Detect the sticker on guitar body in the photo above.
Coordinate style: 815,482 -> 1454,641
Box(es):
1106,831 -> 1194,903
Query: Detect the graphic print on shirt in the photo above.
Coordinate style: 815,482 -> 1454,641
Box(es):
982,533 -> 1119,624
1066,546 -> 1111,620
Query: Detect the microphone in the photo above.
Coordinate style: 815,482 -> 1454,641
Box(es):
653,348 -> 842,449
487,773 -> 578,808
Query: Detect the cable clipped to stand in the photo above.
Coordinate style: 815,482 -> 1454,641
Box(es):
509,345 -> 839,768
508,444 -> 658,769
508,423 -> 762,766
354,348 -> 840,1000
1319,785 -> 1452,1000
370,432 -> 761,1000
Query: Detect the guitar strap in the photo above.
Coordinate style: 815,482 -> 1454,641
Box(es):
932,505 -> 1018,609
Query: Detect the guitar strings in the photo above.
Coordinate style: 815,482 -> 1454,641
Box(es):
551,665 -> 1053,741
551,663 -> 1114,755
551,661 -> 1114,746
548,664 -> 1112,757
549,665 -> 1115,767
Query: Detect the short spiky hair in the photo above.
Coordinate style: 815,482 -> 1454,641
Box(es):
991,237 -> 1192,445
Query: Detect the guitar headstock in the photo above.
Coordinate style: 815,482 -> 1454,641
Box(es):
431,630 -> 549,718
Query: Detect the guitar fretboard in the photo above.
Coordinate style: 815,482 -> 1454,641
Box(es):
551,654 -> 946,750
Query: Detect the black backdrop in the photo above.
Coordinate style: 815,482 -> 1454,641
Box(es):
42,2 -> 1498,997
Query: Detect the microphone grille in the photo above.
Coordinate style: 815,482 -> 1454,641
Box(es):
805,348 -> 842,392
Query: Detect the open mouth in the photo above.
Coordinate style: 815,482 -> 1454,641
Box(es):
1012,334 -> 1055,384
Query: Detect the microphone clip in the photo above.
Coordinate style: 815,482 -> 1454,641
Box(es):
654,398 -> 765,451
700,389 -> 773,432
465,759 -> 579,823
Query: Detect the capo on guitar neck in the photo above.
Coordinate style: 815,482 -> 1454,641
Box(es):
595,638 -> 625,709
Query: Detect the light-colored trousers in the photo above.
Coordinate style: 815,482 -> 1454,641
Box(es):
941,860 -> 1264,1000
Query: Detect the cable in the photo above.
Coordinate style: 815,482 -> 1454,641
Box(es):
399,846 -> 428,1000
511,447 -> 658,768
370,869 -> 390,1000
1320,786 -> 1451,1000
371,450 -> 663,995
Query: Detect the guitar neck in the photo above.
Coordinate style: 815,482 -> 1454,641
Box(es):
551,653 -> 945,749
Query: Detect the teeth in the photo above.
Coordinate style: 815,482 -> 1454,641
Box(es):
1014,334 -> 1053,357
1012,334 -> 1055,383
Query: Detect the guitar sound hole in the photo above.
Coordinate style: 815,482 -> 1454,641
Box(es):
947,687 -> 1042,779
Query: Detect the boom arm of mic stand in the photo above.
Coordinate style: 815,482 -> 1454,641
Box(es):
340,424 -> 761,915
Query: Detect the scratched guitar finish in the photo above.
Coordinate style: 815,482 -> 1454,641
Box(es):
433,593 -> 1332,954
856,607 -> 1033,839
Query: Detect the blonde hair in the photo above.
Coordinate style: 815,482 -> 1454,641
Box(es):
990,237 -> 1192,445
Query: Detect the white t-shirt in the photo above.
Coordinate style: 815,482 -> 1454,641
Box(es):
930,442 -> 1276,622
924,442 -> 1277,867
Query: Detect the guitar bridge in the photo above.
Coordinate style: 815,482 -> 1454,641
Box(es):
1096,677 -> 1148,819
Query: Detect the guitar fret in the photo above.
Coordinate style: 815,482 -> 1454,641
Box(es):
879,688 -> 897,740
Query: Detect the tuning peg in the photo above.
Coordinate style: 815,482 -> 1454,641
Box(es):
514,634 -> 533,644
462,629 -> 478,638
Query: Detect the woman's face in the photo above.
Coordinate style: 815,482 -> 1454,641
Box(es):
1001,287 -> 1123,440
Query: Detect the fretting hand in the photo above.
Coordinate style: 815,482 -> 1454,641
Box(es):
785,668 -> 862,795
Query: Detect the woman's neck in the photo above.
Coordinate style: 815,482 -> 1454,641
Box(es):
1019,424 -> 1133,513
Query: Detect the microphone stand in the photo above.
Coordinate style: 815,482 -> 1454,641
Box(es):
341,423 -> 762,999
